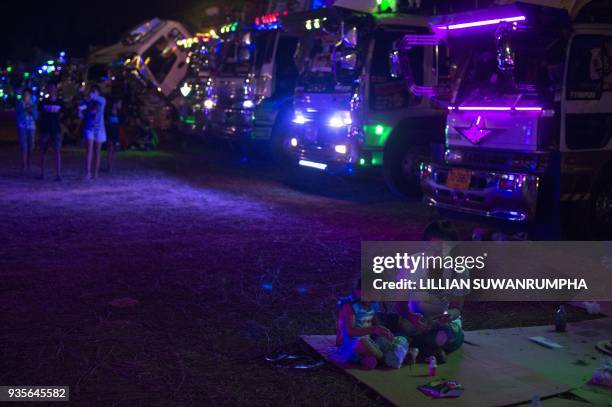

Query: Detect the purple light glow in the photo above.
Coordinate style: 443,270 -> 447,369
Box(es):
437,15 -> 525,30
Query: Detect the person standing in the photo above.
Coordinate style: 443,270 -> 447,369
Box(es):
39,83 -> 64,181
105,98 -> 122,172
83,85 -> 106,179
15,88 -> 38,173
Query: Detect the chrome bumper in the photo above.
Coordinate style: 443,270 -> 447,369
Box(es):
421,163 -> 540,222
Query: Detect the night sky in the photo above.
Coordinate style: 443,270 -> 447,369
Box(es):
0,0 -> 204,63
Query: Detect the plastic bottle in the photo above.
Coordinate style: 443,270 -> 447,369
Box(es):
555,305 -> 567,332
428,356 -> 437,376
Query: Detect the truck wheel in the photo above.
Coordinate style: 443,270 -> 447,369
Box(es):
592,174 -> 612,238
270,108 -> 293,165
383,133 -> 426,197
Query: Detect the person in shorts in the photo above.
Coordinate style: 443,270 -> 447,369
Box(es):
15,88 -> 38,173
39,83 -> 64,181
83,85 -> 106,179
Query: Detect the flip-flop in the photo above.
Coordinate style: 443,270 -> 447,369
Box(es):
266,354 -> 324,369
595,339 -> 612,356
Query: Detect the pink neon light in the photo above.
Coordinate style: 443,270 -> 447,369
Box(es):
437,16 -> 525,30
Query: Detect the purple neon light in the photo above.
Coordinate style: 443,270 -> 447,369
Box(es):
437,15 -> 525,30
448,106 -> 543,112
458,106 -> 511,111
515,107 -> 543,111
401,35 -> 443,46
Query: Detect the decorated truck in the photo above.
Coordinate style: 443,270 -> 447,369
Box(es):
405,0 -> 612,236
175,31 -> 219,136
88,18 -> 191,130
286,0 -> 448,195
205,13 -> 305,159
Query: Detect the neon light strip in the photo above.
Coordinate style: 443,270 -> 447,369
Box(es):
449,106 -> 543,112
458,106 -> 511,111
437,15 -> 525,30
401,35 -> 443,46
515,107 -> 543,111
299,160 -> 327,170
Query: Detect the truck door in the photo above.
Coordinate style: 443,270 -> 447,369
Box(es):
561,32 -> 612,233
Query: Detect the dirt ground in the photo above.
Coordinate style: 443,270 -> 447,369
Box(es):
0,120 -> 601,406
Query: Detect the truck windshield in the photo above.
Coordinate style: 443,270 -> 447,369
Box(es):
295,32 -> 360,91
142,35 -> 178,83
216,36 -> 254,77
370,30 -> 424,110
454,27 -> 561,107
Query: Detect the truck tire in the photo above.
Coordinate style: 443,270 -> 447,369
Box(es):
270,107 -> 293,165
383,132 -> 427,197
592,171 -> 612,238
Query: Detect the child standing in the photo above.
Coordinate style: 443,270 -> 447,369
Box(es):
15,89 -> 38,173
105,98 -> 122,172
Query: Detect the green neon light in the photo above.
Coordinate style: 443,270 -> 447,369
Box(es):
181,116 -> 196,125
375,0 -> 396,13
6,66 -> 12,72
23,72 -> 30,78
359,158 -> 366,166
363,124 -> 391,147
371,152 -> 383,166
231,22 -> 238,32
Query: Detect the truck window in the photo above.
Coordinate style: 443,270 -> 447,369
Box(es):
254,31 -> 275,71
565,35 -> 612,150
566,35 -> 606,100
274,36 -> 298,97
142,36 -> 177,83
369,31 -> 422,111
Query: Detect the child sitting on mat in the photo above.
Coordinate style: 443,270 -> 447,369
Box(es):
333,279 -> 397,369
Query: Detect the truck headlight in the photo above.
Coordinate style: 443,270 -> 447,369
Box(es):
328,111 -> 352,128
293,111 -> 307,124
204,99 -> 215,110
334,144 -> 347,154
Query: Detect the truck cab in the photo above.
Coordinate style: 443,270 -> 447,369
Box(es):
415,1 -> 612,236
88,18 -> 191,130
90,19 -> 191,98
207,16 -> 300,159
287,4 -> 446,195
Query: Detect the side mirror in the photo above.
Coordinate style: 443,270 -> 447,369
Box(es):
238,47 -> 251,63
343,27 -> 358,49
389,50 -> 401,78
495,23 -> 515,72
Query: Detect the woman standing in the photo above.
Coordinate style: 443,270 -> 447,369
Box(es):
82,85 -> 106,179
15,89 -> 38,173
